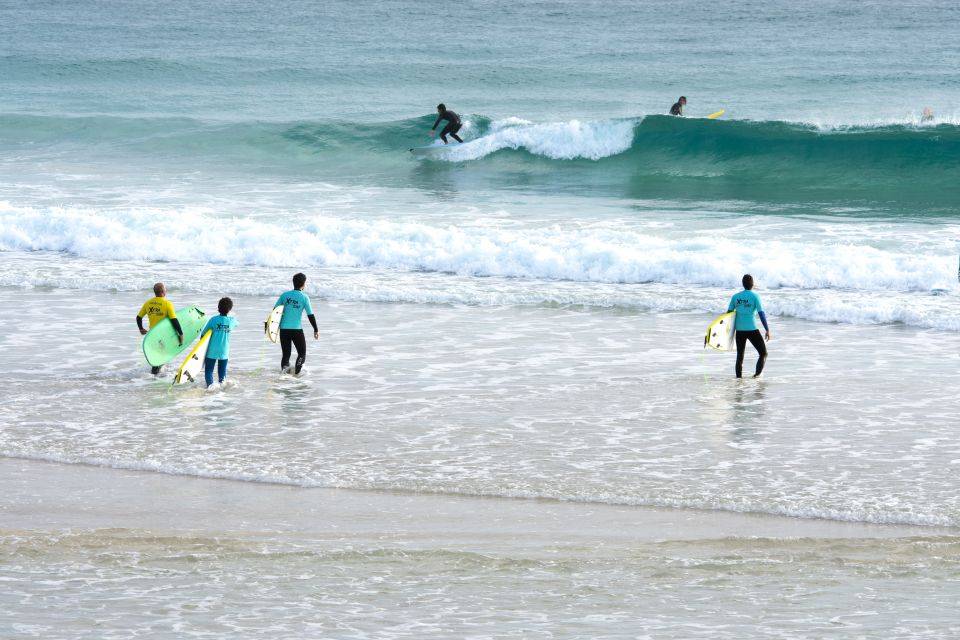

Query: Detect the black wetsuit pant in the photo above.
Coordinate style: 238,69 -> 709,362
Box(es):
440,122 -> 463,144
280,328 -> 307,373
735,330 -> 767,378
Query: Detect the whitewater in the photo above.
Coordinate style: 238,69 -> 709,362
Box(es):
3,199 -> 959,329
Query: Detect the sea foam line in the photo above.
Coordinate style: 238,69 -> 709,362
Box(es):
1,203 -> 954,293
1,452 -> 954,528
3,267 -> 960,330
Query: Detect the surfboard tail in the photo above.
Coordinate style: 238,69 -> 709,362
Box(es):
173,329 -> 212,385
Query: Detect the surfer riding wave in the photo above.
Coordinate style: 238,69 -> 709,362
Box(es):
430,103 -> 463,144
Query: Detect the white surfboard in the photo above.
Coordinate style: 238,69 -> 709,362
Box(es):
265,305 -> 283,344
704,311 -> 736,351
409,141 -> 460,156
173,330 -> 211,385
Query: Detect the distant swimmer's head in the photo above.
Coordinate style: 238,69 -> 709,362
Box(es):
437,103 -> 446,113
153,282 -> 166,297
679,96 -> 687,105
742,274 -> 754,290
293,272 -> 307,290
218,297 -> 233,315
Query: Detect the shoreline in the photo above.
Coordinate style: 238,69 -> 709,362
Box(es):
3,457 -> 954,543
6,458 -> 959,639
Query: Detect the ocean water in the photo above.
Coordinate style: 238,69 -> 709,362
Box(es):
2,0 -> 960,637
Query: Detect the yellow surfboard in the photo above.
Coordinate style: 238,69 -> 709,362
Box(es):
704,311 -> 736,351
707,109 -> 725,120
173,330 -> 211,385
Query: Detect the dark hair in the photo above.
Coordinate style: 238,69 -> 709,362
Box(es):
153,282 -> 165,296
293,272 -> 307,289
437,103 -> 446,112
679,96 -> 687,101
218,297 -> 233,315
742,274 -> 754,290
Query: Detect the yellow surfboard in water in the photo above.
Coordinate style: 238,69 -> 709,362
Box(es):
704,311 -> 736,351
707,109 -> 725,120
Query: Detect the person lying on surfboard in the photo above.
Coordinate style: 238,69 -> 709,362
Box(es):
200,297 -> 237,388
429,103 -> 464,144
727,274 -> 771,379
669,96 -> 687,116
268,272 -> 319,375
136,282 -> 183,375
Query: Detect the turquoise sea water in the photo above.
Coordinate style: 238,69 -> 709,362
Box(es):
3,0 -> 960,218
3,1 -> 960,322
3,0 -> 959,122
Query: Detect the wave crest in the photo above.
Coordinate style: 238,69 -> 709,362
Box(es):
3,112 -> 960,205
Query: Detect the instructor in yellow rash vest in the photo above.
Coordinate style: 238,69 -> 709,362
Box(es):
136,282 -> 183,375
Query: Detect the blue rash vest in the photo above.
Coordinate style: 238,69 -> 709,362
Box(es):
275,289 -> 314,330
727,289 -> 766,332
201,315 -> 237,360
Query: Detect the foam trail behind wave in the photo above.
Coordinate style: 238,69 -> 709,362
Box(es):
441,118 -> 636,161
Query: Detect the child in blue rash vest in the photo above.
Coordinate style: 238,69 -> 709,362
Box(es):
201,297 -> 237,387
269,272 -> 319,375
727,274 -> 772,378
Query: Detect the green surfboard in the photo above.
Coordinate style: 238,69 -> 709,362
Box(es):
142,306 -> 206,367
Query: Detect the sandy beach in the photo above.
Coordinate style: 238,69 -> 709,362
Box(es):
4,457 -> 959,638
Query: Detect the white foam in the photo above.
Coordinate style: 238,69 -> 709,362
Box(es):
438,118 -> 636,161
1,202 -> 954,290
2,202 -> 959,328
796,111 -> 960,130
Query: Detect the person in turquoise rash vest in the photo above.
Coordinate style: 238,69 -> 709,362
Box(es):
727,274 -> 772,378
269,272 -> 319,374
201,297 -> 237,387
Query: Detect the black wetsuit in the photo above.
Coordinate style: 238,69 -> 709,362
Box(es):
432,110 -> 463,143
669,101 -> 684,116
280,314 -> 318,374
735,330 -> 767,378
